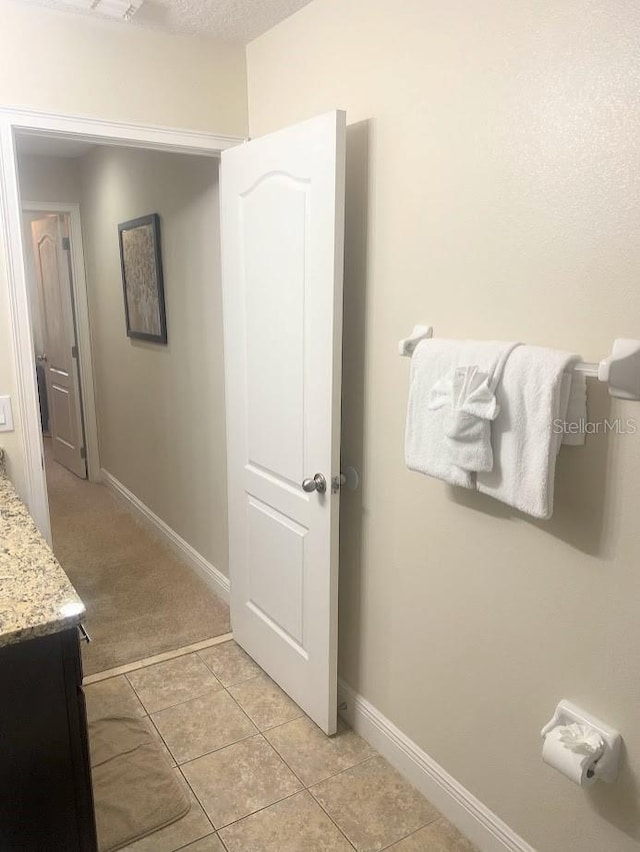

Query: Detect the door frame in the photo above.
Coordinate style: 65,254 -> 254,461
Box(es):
22,201 -> 98,482
0,106 -> 244,542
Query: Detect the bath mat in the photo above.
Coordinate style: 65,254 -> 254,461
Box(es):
89,713 -> 190,852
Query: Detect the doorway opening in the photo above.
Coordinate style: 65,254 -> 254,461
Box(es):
23,206 -> 90,479
2,107 -> 346,735
15,131 -> 233,675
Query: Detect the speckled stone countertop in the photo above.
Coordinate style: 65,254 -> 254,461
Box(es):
0,450 -> 85,648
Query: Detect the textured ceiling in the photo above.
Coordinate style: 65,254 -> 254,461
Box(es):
13,0 -> 314,42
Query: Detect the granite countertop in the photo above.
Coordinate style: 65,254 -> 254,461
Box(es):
0,450 -> 85,648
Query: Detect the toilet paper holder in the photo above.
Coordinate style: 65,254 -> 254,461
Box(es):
541,700 -> 622,783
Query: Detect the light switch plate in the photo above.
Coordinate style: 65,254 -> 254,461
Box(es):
0,396 -> 14,432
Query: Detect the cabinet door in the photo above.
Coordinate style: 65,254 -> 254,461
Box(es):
0,629 -> 97,851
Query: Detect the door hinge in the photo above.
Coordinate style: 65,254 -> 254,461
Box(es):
71,345 -> 78,358
62,236 -> 71,251
80,446 -> 86,460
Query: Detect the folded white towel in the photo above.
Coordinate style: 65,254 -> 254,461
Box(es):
561,371 -> 587,446
427,343 -> 520,472
405,339 -> 519,487
429,365 -> 499,472
476,345 -> 584,519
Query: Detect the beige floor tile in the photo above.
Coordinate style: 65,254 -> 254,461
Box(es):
266,716 -> 376,786
178,834 -> 226,851
219,790 -> 353,852
310,756 -> 439,852
228,674 -> 304,731
84,675 -> 146,724
152,688 -> 257,764
140,716 -> 177,768
182,734 -> 302,828
388,818 -> 478,851
120,769 -> 213,851
127,653 -> 222,714
198,641 -> 262,687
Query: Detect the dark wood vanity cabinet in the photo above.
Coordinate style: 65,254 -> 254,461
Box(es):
0,627 -> 97,851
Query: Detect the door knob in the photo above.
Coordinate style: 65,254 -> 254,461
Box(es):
302,473 -> 327,494
36,353 -> 48,363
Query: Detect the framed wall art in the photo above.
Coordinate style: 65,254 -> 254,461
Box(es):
118,213 -> 167,344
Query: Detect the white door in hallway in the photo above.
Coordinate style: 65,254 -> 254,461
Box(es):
32,215 -> 86,479
221,111 -> 346,735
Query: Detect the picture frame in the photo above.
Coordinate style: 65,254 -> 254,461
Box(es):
118,213 -> 167,343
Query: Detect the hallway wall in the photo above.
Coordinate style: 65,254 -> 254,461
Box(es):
80,147 -> 228,575
18,154 -> 82,205
247,2 -> 640,851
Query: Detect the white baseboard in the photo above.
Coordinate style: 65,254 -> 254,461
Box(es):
100,468 -> 230,604
337,680 -> 535,852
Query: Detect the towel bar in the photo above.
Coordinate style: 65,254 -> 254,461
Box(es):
398,325 -> 640,401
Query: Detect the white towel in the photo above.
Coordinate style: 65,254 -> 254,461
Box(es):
476,345 -> 584,519
428,365 -> 499,472
427,343 -> 520,472
562,371 -> 587,446
405,339 -> 520,487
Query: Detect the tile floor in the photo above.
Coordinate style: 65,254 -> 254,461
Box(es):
84,640 -> 477,852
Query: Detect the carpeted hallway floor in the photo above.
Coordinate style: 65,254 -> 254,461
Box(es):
45,444 -> 231,675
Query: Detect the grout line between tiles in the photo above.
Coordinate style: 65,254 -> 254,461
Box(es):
177,754 -> 308,835
307,755 -> 384,850
194,649 -> 264,688
173,729 -> 260,767
305,784 -> 360,850
264,721 -> 378,790
125,671 -> 225,717
307,753 -> 442,852
377,817 -> 443,851
378,818 -> 446,852
215,788 -> 306,835
173,829 -> 219,852
257,734 -> 358,851
175,720 -> 311,838
144,711 -> 180,767
225,674 -> 306,733
83,633 -> 234,684
158,682 -> 259,766
222,676 -> 268,731
176,764 -> 216,837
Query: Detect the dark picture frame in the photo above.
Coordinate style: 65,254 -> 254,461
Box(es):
118,213 -> 167,343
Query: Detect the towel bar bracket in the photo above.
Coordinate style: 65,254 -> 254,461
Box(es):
398,325 -> 433,356
398,326 -> 640,401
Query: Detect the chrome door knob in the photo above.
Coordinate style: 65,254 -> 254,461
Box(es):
302,473 -> 327,494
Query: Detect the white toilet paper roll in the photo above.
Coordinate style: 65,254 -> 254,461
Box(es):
542,728 -> 602,786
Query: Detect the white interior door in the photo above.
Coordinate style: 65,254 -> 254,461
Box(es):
31,215 -> 86,479
221,111 -> 346,734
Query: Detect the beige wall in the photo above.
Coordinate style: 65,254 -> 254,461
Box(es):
247,2 -> 640,851
0,0 -> 247,133
0,0 -> 247,502
80,147 -> 228,574
18,154 -> 82,204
